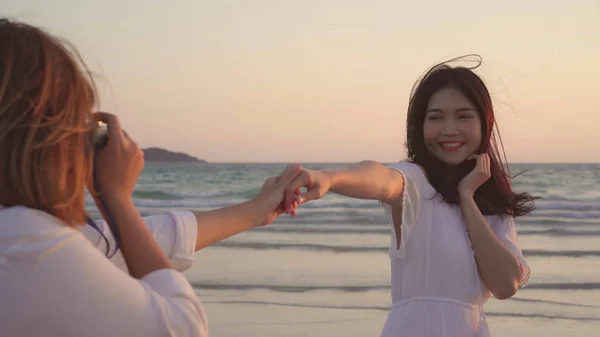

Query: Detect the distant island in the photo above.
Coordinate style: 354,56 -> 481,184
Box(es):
142,147 -> 207,163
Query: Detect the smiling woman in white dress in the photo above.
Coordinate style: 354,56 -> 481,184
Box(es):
282,56 -> 536,337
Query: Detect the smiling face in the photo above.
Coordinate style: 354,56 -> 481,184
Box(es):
423,87 -> 482,165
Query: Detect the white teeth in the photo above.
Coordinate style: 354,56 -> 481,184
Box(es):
442,142 -> 462,148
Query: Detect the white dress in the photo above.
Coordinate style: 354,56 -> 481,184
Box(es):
379,162 -> 530,337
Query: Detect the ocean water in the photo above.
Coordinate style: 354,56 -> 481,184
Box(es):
89,163 -> 600,336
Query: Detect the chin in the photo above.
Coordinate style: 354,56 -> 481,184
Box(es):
437,155 -> 468,166
428,148 -> 472,166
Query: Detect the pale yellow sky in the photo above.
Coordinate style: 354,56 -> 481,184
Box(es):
4,0 -> 599,162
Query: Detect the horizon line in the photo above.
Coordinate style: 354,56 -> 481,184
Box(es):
158,161 -> 600,165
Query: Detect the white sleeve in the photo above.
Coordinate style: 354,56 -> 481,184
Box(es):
30,232 -> 208,337
380,162 -> 425,260
79,211 -> 197,272
490,215 -> 531,287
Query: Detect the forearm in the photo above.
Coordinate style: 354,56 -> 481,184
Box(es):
325,160 -> 404,204
460,195 -> 521,299
104,196 -> 174,278
192,198 -> 266,251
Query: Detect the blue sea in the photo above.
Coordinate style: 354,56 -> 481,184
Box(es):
88,163 -> 600,336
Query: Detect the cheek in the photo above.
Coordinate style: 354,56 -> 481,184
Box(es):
422,122 -> 439,143
474,129 -> 482,146
471,122 -> 483,146
459,119 -> 483,145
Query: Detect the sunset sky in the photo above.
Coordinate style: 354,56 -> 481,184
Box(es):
4,0 -> 599,163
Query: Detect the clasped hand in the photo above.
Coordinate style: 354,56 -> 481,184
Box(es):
256,165 -> 331,226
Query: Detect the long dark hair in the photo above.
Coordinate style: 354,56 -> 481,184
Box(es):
405,55 -> 536,217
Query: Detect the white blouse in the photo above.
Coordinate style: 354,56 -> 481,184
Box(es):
379,162 -> 530,337
0,205 -> 207,337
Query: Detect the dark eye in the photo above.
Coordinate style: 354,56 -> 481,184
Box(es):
458,114 -> 474,120
426,115 -> 442,121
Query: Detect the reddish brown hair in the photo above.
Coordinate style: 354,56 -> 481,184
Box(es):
0,18 -> 97,226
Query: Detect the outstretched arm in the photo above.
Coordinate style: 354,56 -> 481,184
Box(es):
191,164 -> 302,250
85,165 -> 302,273
283,160 -> 405,212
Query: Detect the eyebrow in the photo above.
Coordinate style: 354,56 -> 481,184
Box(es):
426,107 -> 476,113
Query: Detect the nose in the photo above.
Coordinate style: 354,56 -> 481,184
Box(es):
442,120 -> 459,136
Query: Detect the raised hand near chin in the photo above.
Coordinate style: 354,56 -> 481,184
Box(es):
457,153 -> 491,199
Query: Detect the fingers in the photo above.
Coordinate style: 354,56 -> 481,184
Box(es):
122,130 -> 145,161
275,165 -> 301,212
123,129 -> 136,145
284,171 -> 312,212
273,199 -> 298,217
93,112 -> 123,144
276,164 -> 302,188
275,203 -> 297,217
297,188 -> 322,204
93,112 -> 143,163
264,176 -> 278,186
469,153 -> 489,171
282,188 -> 302,216
483,153 -> 490,174
478,153 -> 488,166
476,154 -> 484,169
476,153 -> 491,179
262,167 -> 303,216
264,165 -> 314,216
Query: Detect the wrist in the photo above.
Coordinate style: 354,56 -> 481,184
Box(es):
458,189 -> 475,203
247,196 -> 271,227
100,191 -> 134,209
321,170 -> 336,190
